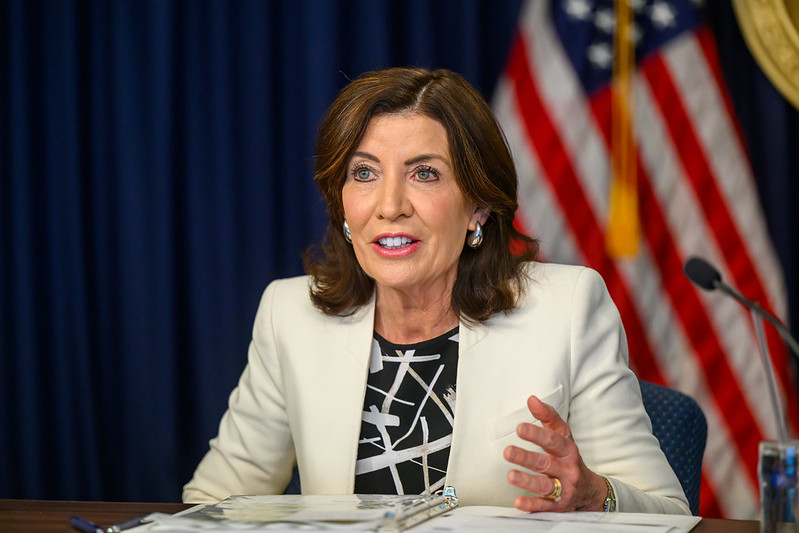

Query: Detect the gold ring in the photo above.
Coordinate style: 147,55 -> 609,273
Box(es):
544,477 -> 562,501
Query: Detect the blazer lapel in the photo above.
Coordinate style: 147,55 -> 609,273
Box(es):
458,317 -> 489,354
309,293 -> 375,494
346,293 -> 376,363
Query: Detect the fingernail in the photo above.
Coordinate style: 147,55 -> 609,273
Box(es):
509,471 -> 523,483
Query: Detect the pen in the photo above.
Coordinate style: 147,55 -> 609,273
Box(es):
70,514 -> 148,533
107,515 -> 148,532
69,515 -> 104,533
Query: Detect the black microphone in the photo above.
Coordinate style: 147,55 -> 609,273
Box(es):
683,256 -> 721,291
683,256 -> 799,356
684,256 -> 773,317
684,255 -> 797,441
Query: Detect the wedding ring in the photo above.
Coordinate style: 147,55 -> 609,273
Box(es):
544,477 -> 562,501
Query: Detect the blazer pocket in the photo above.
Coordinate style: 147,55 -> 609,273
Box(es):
489,384 -> 565,441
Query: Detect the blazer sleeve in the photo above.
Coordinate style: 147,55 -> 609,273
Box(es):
567,268 -> 690,514
182,280 -> 295,503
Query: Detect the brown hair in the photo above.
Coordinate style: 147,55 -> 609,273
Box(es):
303,66 -> 537,323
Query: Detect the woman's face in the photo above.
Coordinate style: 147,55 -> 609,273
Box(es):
342,113 -> 482,297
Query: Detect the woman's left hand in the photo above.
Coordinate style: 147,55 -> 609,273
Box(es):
503,395 -> 609,512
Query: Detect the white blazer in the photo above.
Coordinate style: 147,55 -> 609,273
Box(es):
183,262 -> 690,514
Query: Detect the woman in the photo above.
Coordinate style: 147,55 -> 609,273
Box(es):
183,67 -> 690,515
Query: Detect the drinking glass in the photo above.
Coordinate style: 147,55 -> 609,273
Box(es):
760,440 -> 799,533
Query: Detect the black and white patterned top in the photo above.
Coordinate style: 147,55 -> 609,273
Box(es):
354,327 -> 459,495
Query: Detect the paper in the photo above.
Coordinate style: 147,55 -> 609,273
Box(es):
409,509 -> 702,533
127,496 -> 701,533
129,493 -> 456,532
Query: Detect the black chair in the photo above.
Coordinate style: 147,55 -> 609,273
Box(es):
284,466 -> 301,494
640,380 -> 707,515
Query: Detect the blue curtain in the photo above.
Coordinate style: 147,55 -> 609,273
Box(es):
1,0 -> 796,502
0,0 -> 523,501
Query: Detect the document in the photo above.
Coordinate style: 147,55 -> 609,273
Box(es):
130,490 -> 457,532
127,491 -> 701,532
414,508 -> 701,533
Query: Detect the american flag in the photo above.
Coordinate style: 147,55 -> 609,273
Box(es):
493,0 -> 798,519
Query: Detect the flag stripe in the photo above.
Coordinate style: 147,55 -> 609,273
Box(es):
662,35 -> 785,322
517,0 -> 612,222
695,28 -> 756,196
507,36 -> 667,384
495,80 -> 583,265
589,67 -> 764,493
633,64 -> 783,442
641,50 -> 796,434
663,33 -> 797,431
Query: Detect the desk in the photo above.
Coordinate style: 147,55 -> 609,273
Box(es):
1,500 -> 189,532
0,499 -> 760,532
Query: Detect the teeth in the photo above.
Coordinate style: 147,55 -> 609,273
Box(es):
378,236 -> 414,249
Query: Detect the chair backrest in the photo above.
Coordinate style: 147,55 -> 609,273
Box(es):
639,380 -> 707,515
284,466 -> 301,494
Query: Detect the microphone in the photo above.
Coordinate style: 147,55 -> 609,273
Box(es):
684,255 -> 797,442
683,256 -> 799,357
683,256 -> 721,291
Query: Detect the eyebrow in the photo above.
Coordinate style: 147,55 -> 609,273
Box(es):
351,151 -> 451,166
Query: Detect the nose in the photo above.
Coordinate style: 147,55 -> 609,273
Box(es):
375,173 -> 413,220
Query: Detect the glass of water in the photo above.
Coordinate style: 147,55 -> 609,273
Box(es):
760,440 -> 799,533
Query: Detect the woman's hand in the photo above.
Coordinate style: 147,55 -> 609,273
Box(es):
503,395 -> 609,512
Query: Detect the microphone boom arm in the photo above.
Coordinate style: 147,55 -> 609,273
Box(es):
715,280 -> 799,361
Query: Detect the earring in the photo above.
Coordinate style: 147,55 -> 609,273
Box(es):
343,220 -> 352,243
468,220 -> 483,248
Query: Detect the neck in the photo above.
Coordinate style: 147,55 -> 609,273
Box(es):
374,285 -> 459,344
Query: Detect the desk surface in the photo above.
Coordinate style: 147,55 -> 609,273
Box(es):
0,499 -> 760,532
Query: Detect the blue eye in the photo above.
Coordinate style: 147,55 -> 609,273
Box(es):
415,166 -> 438,181
355,168 -> 371,180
